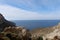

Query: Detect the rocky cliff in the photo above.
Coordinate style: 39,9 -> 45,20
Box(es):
0,13 -> 16,32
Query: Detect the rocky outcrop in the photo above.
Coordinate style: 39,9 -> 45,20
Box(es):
0,13 -> 32,40
2,27 -> 31,40
0,13 -> 16,31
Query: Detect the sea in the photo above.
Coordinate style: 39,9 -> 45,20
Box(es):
12,20 -> 60,30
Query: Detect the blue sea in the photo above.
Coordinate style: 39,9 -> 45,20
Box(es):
12,20 -> 60,30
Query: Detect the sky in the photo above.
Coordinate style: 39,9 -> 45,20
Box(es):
0,0 -> 59,20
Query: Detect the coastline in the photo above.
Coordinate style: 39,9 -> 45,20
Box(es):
0,22 -> 60,40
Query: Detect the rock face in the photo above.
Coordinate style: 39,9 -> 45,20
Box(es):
0,13 -> 16,31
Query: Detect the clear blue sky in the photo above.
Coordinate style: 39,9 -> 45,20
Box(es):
0,0 -> 59,20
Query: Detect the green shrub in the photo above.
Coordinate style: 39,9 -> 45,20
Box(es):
37,36 -> 43,40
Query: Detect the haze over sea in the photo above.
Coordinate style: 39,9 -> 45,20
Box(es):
12,20 -> 60,30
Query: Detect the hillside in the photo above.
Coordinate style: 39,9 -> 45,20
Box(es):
31,23 -> 60,39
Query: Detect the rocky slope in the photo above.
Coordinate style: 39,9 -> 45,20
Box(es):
31,23 -> 60,40
0,13 -> 16,32
0,26 -> 31,40
0,23 -> 60,40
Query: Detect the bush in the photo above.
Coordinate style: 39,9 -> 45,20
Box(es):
37,36 -> 43,40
